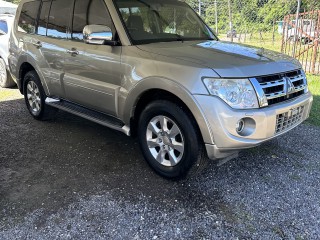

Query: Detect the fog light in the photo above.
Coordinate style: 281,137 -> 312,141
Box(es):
235,117 -> 256,137
236,119 -> 245,133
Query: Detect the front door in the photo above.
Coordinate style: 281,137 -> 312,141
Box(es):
63,0 -> 122,116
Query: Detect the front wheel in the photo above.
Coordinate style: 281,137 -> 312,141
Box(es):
138,100 -> 206,179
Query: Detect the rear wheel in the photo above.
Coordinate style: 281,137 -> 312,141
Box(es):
138,100 -> 206,179
0,58 -> 15,88
23,71 -> 57,120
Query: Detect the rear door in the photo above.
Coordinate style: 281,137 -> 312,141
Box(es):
16,0 -> 73,98
35,0 -> 73,98
62,0 -> 122,116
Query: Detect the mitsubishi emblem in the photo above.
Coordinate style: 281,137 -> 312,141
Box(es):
284,77 -> 295,98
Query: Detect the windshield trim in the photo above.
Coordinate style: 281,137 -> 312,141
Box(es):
112,0 -> 218,45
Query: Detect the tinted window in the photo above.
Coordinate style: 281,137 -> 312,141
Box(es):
0,20 -> 8,35
37,0 -> 51,36
47,0 -> 72,39
18,1 -> 41,34
72,0 -> 114,41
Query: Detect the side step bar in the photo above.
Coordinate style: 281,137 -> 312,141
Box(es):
45,98 -> 130,136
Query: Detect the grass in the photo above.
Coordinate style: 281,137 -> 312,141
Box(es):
0,88 -> 22,102
218,32 -> 283,52
306,74 -> 320,126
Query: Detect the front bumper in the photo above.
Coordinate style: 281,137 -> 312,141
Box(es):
194,92 -> 313,160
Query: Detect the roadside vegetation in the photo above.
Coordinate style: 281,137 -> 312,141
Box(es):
306,74 -> 320,126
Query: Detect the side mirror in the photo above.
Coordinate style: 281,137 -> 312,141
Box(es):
83,25 -> 117,46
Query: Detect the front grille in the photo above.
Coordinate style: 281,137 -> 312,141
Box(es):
252,70 -> 307,107
275,105 -> 305,134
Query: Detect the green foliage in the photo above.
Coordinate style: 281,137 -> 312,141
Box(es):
3,0 -> 21,4
185,0 -> 319,34
306,75 -> 320,127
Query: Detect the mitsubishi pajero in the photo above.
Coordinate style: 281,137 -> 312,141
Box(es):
9,0 -> 313,178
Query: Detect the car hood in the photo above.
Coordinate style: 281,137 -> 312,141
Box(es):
137,40 -> 301,78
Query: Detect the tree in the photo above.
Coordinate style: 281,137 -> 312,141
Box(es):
3,0 -> 21,4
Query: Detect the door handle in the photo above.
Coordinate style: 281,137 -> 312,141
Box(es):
32,41 -> 42,48
66,48 -> 79,56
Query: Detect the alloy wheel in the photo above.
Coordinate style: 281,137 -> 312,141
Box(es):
146,115 -> 185,167
26,81 -> 42,114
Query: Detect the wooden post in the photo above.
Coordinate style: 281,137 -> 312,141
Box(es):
311,11 -> 320,74
228,0 -> 233,42
259,30 -> 264,41
292,0 -> 301,57
214,0 -> 218,35
272,19 -> 276,45
281,16 -> 286,53
244,26 -> 247,43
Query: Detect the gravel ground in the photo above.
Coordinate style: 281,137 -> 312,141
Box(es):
0,87 -> 319,239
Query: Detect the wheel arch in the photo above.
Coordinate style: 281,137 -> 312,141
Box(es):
19,62 -> 35,94
17,55 -> 50,95
122,77 -> 215,145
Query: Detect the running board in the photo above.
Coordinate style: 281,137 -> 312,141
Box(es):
45,98 -> 130,136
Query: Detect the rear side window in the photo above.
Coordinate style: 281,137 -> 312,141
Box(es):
0,20 -> 8,35
37,0 -> 51,36
72,0 -> 115,41
47,0 -> 72,39
18,1 -> 41,34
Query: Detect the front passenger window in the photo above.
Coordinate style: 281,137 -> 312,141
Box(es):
72,0 -> 115,41
47,0 -> 73,39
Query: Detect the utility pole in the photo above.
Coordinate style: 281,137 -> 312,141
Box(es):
198,0 -> 201,16
228,0 -> 233,42
215,0 -> 218,35
292,0 -> 301,57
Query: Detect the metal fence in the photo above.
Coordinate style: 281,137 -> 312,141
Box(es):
282,10 -> 320,74
192,0 -> 320,74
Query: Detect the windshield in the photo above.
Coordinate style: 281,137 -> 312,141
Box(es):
114,0 -> 217,44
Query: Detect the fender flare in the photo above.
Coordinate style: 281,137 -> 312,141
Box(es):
17,54 -> 50,95
121,77 -> 215,144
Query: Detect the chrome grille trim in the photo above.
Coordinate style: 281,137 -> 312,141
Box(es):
275,105 -> 305,134
265,91 -> 287,100
250,70 -> 307,107
260,79 -> 284,88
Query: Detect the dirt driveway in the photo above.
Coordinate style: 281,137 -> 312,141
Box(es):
1,87 -> 320,239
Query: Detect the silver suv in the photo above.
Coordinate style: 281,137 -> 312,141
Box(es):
0,14 -> 15,88
9,0 -> 313,178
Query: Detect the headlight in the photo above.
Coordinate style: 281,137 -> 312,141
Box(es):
203,78 -> 259,109
301,70 -> 309,93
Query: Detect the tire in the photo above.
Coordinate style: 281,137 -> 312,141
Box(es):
23,70 -> 57,120
137,100 -> 207,179
302,37 -> 311,45
0,58 -> 15,88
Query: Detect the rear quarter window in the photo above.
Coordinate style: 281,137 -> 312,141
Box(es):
18,1 -> 41,34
